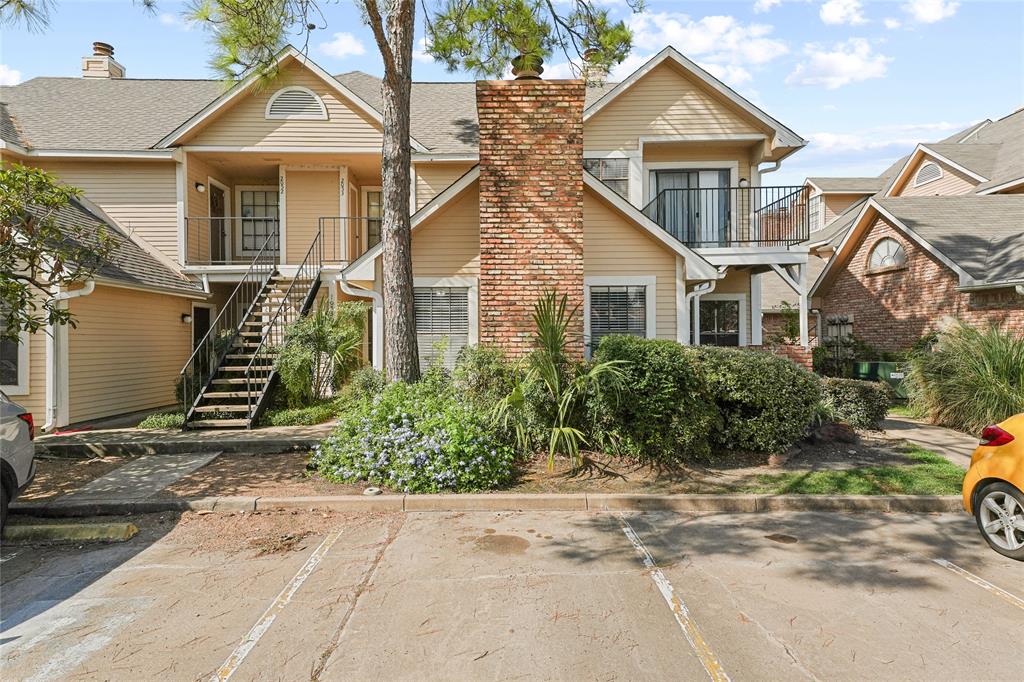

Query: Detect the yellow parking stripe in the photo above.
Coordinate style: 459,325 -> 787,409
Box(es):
619,516 -> 731,682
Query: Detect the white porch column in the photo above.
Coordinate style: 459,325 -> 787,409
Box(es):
798,263 -> 810,348
750,272 -> 763,346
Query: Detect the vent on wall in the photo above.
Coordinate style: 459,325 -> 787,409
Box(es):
265,86 -> 328,120
913,161 -> 942,187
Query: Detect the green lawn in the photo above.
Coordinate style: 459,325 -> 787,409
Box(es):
887,404 -> 920,418
736,445 -> 964,495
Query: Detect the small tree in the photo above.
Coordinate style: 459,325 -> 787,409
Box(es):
275,301 -> 369,406
0,163 -> 113,342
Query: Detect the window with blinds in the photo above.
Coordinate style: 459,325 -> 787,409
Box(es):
588,285 -> 647,351
583,158 -> 629,199
414,287 -> 469,370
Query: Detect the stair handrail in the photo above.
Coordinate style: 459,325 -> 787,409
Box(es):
179,226 -> 280,423
242,229 -> 324,425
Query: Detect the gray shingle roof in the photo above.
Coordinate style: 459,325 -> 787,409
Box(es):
32,197 -> 204,296
809,196 -> 869,249
1,78 -> 224,151
0,71 -> 618,154
921,143 -> 1002,179
807,177 -> 886,193
874,196 -> 1024,285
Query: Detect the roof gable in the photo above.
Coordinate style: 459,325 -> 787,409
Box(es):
584,47 -> 805,151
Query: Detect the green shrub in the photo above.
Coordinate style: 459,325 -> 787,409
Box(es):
452,344 -> 517,408
347,365 -> 387,397
138,412 -> 185,429
261,398 -> 341,427
692,347 -> 821,454
821,377 -> 893,429
590,336 -> 719,462
906,323 -> 1024,433
313,373 -> 516,493
276,302 -> 368,407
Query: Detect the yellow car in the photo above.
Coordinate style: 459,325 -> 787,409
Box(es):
962,413 -> 1024,560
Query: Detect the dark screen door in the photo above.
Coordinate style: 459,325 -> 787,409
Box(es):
209,185 -> 226,263
192,307 -> 212,349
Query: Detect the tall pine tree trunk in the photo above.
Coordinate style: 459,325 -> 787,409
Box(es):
377,0 -> 420,381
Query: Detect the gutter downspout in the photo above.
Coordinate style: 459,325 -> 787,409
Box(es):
44,280 -> 96,432
684,280 -> 717,346
338,273 -> 384,370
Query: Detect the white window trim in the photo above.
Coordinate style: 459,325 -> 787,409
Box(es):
1,329 -> 30,395
583,150 -> 638,205
867,237 -> 906,270
913,161 -> 943,188
412,276 -> 479,346
233,185 -> 279,257
264,85 -> 329,121
643,161 -> 740,204
583,275 -> 657,357
696,292 -> 748,347
360,186 -> 383,254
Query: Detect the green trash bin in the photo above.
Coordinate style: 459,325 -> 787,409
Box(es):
850,361 -> 908,399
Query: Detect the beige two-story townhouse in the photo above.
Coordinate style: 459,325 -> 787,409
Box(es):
2,42 -> 819,429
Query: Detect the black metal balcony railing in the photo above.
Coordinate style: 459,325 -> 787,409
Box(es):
319,216 -> 381,263
185,217 -> 280,265
641,186 -> 812,248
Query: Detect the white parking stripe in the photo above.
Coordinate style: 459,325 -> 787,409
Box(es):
212,531 -> 342,681
619,516 -> 731,682
933,559 -> 1024,611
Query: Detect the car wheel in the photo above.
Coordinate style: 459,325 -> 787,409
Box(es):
974,482 -> 1024,561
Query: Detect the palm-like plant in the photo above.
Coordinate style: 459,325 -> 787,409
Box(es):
276,302 -> 367,406
493,290 -> 626,470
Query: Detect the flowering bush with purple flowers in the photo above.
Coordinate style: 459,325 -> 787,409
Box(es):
312,374 -> 516,493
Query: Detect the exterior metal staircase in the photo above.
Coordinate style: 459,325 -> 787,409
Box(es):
180,229 -> 324,429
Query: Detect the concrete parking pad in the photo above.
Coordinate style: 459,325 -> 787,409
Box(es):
1,509 -> 1020,681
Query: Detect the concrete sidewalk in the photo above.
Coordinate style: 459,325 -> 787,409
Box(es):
882,415 -> 978,468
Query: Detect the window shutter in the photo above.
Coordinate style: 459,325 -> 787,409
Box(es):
415,287 -> 469,370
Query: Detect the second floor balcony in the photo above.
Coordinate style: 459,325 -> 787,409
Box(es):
641,185 -> 813,249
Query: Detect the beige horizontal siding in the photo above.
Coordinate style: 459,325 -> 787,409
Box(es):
585,62 -> 764,152
35,160 -> 179,263
411,186 -> 481,277
415,162 -> 476,210
67,285 -> 192,423
823,193 -> 864,223
894,157 -> 978,196
285,169 -> 339,263
583,191 -> 677,340
188,61 -> 383,149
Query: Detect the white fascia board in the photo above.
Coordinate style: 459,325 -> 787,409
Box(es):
156,45 -> 429,153
885,144 -> 989,197
342,165 -> 482,280
583,171 -> 719,281
977,176 -> 1024,195
412,153 -> 479,162
584,47 -> 806,149
809,200 -> 875,297
0,146 -> 174,159
697,248 -> 809,267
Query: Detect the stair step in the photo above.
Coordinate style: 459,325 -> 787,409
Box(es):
211,378 -> 252,384
219,365 -> 274,372
238,331 -> 262,337
190,418 -> 249,428
224,354 -> 258,360
204,391 -> 260,399
194,404 -> 251,413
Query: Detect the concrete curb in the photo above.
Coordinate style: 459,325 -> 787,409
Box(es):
3,521 -> 139,542
12,493 -> 963,517
34,438 -> 317,458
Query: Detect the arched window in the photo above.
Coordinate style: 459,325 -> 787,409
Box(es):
913,161 -> 942,187
265,86 -> 328,120
868,237 -> 906,270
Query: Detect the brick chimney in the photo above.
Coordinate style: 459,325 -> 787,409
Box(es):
82,42 -> 125,79
476,78 -> 586,357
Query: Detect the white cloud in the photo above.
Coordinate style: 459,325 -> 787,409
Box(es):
902,0 -> 959,23
883,17 -> 902,29
805,121 -> 967,152
823,103 -> 838,111
319,32 -> 366,59
0,64 -> 21,85
413,37 -> 434,64
628,12 -> 789,67
786,38 -> 891,89
157,11 -> 194,31
702,63 -> 753,85
753,0 -> 782,12
820,0 -> 867,25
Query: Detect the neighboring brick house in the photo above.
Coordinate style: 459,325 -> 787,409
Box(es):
4,42 -> 821,428
811,197 -> 1024,351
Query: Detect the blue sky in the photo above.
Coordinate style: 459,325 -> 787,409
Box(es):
2,0 -> 1022,185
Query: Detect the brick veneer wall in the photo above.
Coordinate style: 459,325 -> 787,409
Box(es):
749,344 -> 814,371
819,216 -> 1024,352
476,79 -> 586,357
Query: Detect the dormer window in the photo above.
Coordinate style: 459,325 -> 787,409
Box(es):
913,161 -> 942,187
265,86 -> 328,120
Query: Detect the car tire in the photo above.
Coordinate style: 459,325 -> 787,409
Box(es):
974,482 -> 1024,561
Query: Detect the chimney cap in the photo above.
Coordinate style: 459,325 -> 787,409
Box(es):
92,42 -> 115,57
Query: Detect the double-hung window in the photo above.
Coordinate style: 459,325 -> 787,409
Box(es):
0,317 -> 29,395
239,189 -> 279,256
583,158 -> 629,200
588,284 -> 648,353
414,287 -> 469,370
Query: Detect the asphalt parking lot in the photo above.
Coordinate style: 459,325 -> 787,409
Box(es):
1,509 -> 1021,681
